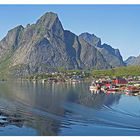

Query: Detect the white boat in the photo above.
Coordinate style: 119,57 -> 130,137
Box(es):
89,85 -> 97,91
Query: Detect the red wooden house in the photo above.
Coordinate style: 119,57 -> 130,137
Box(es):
112,78 -> 128,85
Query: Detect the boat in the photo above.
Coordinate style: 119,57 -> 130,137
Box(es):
89,85 -> 97,91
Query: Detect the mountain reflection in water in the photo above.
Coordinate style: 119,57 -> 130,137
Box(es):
0,81 -> 139,136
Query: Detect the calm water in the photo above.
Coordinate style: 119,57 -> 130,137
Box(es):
0,81 -> 140,136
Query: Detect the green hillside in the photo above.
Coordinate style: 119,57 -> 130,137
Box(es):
92,66 -> 140,77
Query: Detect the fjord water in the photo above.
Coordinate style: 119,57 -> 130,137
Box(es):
0,81 -> 140,136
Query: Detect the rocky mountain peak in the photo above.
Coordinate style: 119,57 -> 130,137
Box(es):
79,32 -> 101,47
36,12 -> 58,25
0,25 -> 24,51
8,25 -> 24,33
80,34 -> 125,67
36,12 -> 64,38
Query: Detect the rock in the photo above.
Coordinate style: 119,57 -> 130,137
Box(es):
79,32 -> 125,67
124,56 -> 136,66
0,12 -> 114,77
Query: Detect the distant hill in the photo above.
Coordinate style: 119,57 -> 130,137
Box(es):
125,55 -> 140,66
124,56 -> 136,66
132,55 -> 140,65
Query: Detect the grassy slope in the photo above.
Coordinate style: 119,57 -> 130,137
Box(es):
92,66 -> 140,77
0,55 -> 11,80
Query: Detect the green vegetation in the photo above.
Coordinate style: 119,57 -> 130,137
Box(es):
25,69 -> 91,81
0,54 -> 12,80
92,66 -> 140,78
1,61 -> 140,81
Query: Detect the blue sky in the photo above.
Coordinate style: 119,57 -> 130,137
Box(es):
0,5 -> 140,60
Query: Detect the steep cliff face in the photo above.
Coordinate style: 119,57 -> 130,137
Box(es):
79,32 -> 101,47
0,12 -> 112,76
11,12 -> 71,73
79,33 -> 125,67
64,30 -> 110,70
0,25 -> 24,60
77,36 -> 110,69
98,43 -> 125,67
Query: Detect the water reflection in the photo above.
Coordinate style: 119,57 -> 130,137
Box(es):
0,81 -> 139,135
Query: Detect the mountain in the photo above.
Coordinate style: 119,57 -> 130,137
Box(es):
0,12 -> 111,77
125,55 -> 140,66
79,33 -> 125,67
132,55 -> 140,65
124,56 -> 136,66
0,25 -> 24,60
79,32 -> 101,47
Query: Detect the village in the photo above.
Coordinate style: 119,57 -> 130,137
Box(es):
16,69 -> 140,97
23,70 -> 90,84
89,76 -> 140,96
